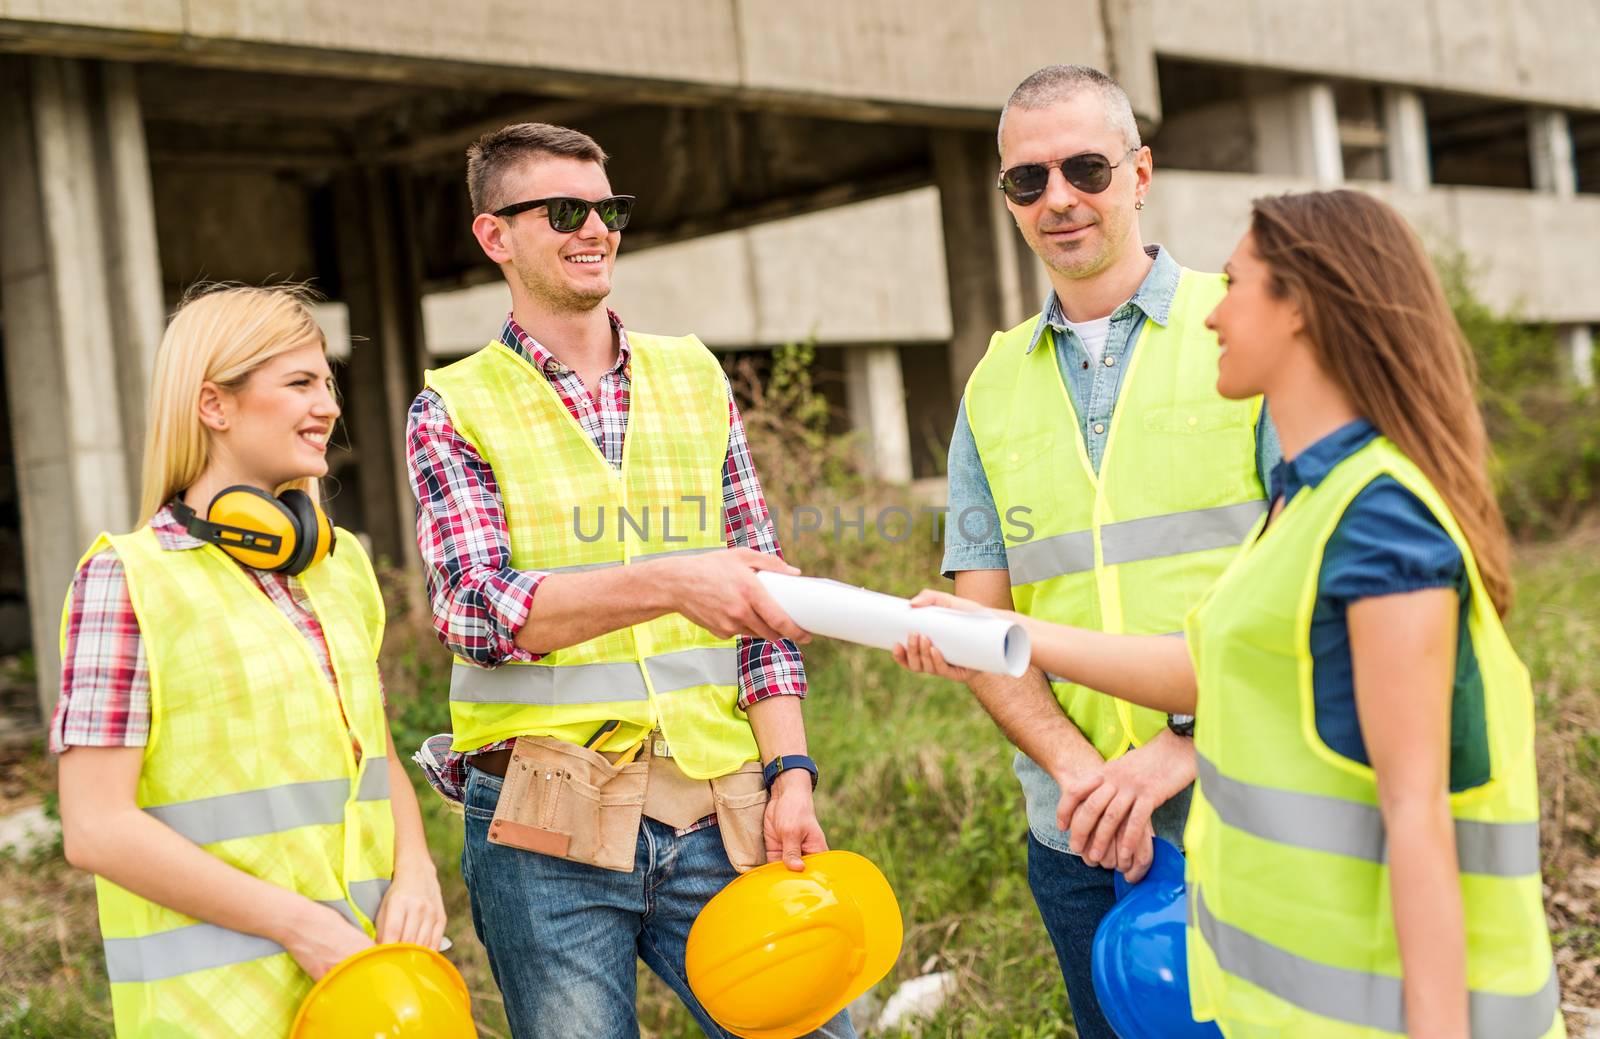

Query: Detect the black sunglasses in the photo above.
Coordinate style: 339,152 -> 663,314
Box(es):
997,149 -> 1138,205
492,195 -> 636,232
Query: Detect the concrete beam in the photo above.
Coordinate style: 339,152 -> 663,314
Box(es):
1138,171 -> 1600,324
0,56 -> 155,716
0,0 -> 1111,129
844,346 -> 913,484
1150,0 -> 1600,112
604,188 -> 952,351
1529,108 -> 1578,197
620,166 -> 931,254
1382,87 -> 1431,192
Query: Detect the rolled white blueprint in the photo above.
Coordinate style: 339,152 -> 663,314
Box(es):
756,572 -> 1030,677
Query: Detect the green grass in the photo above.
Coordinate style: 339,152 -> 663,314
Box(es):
5,528 -> 1597,1036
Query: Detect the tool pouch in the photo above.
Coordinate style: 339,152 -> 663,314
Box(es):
709,762 -> 769,873
487,735 -> 647,873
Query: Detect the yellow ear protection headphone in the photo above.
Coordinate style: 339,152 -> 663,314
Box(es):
172,485 -> 336,575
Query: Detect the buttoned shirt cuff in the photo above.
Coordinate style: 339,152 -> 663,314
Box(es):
479,568 -> 547,664
735,635 -> 807,710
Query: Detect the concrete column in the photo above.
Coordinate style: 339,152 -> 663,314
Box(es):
1100,0 -> 1161,131
844,346 -> 913,484
1251,82 -> 1343,185
0,57 -> 158,716
1560,324 -> 1595,388
330,166 -> 427,598
1382,87 -> 1432,192
100,64 -> 166,469
935,129 -> 1032,400
1528,109 -> 1577,197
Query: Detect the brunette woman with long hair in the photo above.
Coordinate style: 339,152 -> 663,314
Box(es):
898,190 -> 1562,1038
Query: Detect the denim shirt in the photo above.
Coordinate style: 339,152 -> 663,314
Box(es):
943,245 -> 1281,575
940,245 -> 1282,853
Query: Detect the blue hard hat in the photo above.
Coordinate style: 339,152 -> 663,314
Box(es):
1090,837 -> 1223,1039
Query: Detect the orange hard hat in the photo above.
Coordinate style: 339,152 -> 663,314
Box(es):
686,850 -> 902,1039
290,942 -> 476,1039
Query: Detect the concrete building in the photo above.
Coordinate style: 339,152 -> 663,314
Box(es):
1,1 -> 1597,716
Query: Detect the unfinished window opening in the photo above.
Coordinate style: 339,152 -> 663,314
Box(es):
1333,82 -> 1387,182
1147,59 -> 1263,174
1426,94 -> 1533,190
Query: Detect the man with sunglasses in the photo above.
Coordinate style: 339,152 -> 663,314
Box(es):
937,66 -> 1280,1038
405,122 -> 853,1039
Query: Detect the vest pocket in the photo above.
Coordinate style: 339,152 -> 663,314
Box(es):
982,428 -> 1055,476
710,763 -> 770,873
1142,401 -> 1251,434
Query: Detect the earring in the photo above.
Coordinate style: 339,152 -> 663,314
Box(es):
1135,198 -> 1146,210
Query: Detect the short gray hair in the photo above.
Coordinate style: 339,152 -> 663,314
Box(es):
998,65 -> 1142,155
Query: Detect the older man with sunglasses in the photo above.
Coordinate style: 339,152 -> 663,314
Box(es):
406,122 -> 854,1039
935,66 -> 1280,1038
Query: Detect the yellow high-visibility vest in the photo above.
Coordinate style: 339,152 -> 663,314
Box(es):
425,333 -> 757,779
65,525 -> 393,1038
965,270 -> 1265,759
1184,435 -> 1563,1038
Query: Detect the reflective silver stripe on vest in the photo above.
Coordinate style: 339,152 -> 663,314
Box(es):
145,778 -> 363,846
450,645 -> 737,705
1099,500 -> 1266,567
1197,755 -> 1541,877
356,760 -> 390,802
1007,530 -> 1094,586
1191,884 -> 1559,1038
1007,501 -> 1265,586
545,546 -> 721,575
103,887 -> 392,984
544,559 -> 620,575
644,645 -> 737,693
348,877 -> 391,922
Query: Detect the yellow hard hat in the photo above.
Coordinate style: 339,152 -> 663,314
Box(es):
290,943 -> 476,1039
686,850 -> 902,1039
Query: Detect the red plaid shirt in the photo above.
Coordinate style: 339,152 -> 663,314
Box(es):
407,312 -> 804,804
50,504 -> 354,754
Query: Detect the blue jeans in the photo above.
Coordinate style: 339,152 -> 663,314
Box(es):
462,765 -> 856,1039
1026,785 -> 1192,1039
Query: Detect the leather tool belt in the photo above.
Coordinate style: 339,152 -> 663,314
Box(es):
485,732 -> 769,873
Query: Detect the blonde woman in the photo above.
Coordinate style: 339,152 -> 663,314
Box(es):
52,285 -> 445,1037
898,192 -> 1561,1038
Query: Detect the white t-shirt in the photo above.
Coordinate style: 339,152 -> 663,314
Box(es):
1063,313 -> 1113,365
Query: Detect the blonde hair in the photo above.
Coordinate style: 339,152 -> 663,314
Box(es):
138,284 -> 330,525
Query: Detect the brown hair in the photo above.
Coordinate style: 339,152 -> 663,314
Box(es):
1250,189 -> 1514,616
465,122 -> 608,215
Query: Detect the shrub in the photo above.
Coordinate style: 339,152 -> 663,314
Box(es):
1441,257 -> 1600,537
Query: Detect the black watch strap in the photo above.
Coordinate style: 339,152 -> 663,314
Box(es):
762,754 -> 819,790
1166,713 -> 1196,738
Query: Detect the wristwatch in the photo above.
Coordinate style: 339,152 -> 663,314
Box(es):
762,754 -> 819,790
1166,713 -> 1196,738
